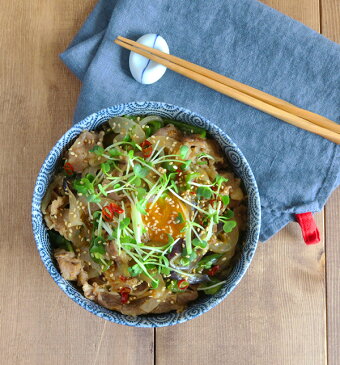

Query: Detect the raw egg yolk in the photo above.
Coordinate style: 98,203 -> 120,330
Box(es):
143,193 -> 187,243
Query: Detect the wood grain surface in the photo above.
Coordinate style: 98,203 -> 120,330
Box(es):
0,1 -> 338,365
326,189 -> 340,365
323,5 -> 340,363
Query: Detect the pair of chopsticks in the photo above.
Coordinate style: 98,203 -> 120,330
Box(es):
115,36 -> 340,144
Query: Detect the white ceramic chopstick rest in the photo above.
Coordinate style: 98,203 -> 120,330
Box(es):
129,34 -> 169,84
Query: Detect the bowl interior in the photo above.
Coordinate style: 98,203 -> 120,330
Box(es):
32,101 -> 261,327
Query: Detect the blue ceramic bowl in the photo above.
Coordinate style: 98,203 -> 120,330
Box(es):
32,101 -> 261,327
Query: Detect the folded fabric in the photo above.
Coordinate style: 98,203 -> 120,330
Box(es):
61,0 -> 340,241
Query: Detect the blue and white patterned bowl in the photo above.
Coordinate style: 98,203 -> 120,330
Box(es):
32,101 -> 261,327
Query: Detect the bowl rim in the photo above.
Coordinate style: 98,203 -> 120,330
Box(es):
32,101 -> 261,327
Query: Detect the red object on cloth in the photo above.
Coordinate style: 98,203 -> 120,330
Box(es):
295,213 -> 320,244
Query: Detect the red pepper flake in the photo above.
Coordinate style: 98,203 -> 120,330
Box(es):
140,140 -> 152,158
102,203 -> 124,221
177,279 -> 189,290
120,287 -> 131,294
207,265 -> 220,276
119,275 -> 127,282
102,205 -> 114,222
120,292 -> 129,304
109,203 -> 124,214
120,287 -> 131,304
64,162 -> 74,176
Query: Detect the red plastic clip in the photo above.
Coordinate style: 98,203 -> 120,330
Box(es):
295,212 -> 320,245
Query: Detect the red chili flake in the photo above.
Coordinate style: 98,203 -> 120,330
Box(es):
102,205 -> 114,222
108,203 -> 124,215
64,162 -> 74,176
177,279 -> 189,290
140,140 -> 153,158
207,265 -> 220,276
120,287 -> 131,304
102,203 -> 124,221
120,287 -> 131,294
119,275 -> 127,282
120,292 -> 129,304
208,199 -> 216,206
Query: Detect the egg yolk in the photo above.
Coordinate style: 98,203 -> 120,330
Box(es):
143,193 -> 187,243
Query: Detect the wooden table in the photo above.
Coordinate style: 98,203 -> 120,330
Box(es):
0,1 -> 338,364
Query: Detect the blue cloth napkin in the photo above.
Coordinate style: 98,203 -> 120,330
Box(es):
61,0 -> 340,241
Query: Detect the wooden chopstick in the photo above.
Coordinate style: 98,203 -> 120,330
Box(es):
118,36 -> 340,135
115,36 -> 340,144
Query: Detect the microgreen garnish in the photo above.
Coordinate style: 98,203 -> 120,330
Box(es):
197,186 -> 213,199
128,263 -> 143,277
87,194 -> 101,203
52,116 -> 241,296
90,145 -> 105,156
179,145 -> 189,159
174,212 -> 185,224
192,238 -> 208,248
89,236 -> 111,271
223,209 -> 234,219
133,164 -> 150,178
197,254 -> 221,269
221,195 -> 230,205
108,148 -> 121,157
222,220 -> 237,233
101,161 -> 111,174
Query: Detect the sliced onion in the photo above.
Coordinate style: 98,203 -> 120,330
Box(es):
139,115 -> 163,126
170,271 -> 210,284
187,274 -> 210,284
41,187 -> 52,215
41,175 -> 63,214
86,267 -> 101,280
148,135 -> 179,152
140,298 -> 159,313
108,117 -> 145,143
209,226 -> 239,254
169,255 -> 194,271
109,117 -> 135,133
67,189 -> 84,227
141,272 -> 166,299
79,250 -> 102,274
113,133 -> 126,143
132,281 -> 150,297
